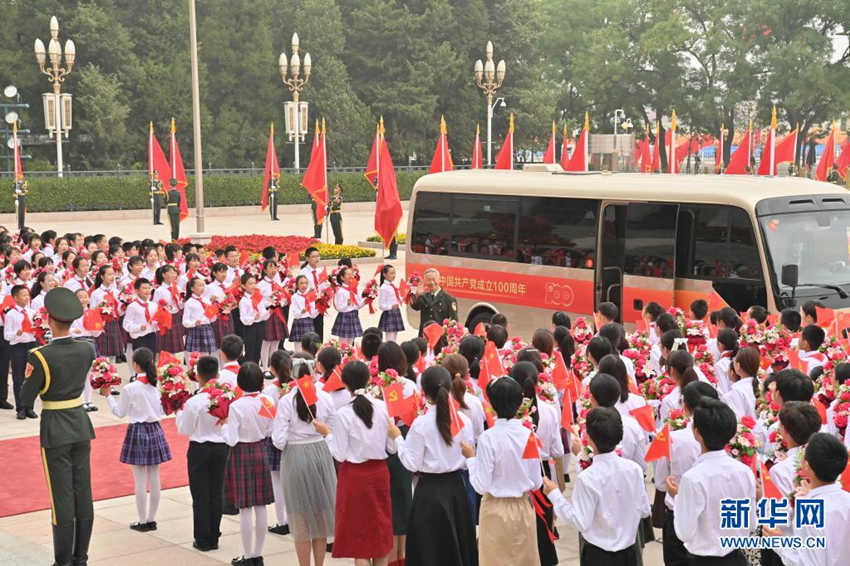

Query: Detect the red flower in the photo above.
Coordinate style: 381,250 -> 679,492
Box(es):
741,415 -> 757,429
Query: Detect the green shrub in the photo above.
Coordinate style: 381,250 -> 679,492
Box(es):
366,233 -> 406,244
3,171 -> 425,213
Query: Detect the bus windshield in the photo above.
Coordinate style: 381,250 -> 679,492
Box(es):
760,209 -> 850,294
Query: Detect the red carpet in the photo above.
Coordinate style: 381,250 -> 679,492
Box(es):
0,419 -> 189,518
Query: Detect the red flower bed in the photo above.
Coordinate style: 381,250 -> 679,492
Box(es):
177,234 -> 316,254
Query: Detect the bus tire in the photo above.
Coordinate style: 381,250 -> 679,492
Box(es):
466,309 -> 495,334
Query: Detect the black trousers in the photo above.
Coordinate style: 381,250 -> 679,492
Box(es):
231,307 -> 244,339
690,551 -> 747,566
311,202 -> 323,239
312,315 -> 324,342
269,192 -> 278,220
131,332 -> 159,355
581,541 -> 638,566
388,237 -> 398,258
17,195 -> 26,231
330,212 -> 343,244
187,441 -> 229,547
152,193 -> 162,224
10,342 -> 36,409
663,509 -> 689,566
0,331 -> 11,402
242,321 -> 265,364
168,210 -> 180,241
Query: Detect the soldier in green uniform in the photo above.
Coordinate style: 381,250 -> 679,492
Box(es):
167,178 -> 182,241
150,172 -> 165,225
329,183 -> 343,244
14,179 -> 28,232
268,175 -> 280,221
310,201 -> 324,239
20,287 -> 96,566
410,267 -> 458,335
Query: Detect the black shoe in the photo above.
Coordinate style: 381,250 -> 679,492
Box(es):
193,540 -> 218,552
144,521 -> 157,531
25,409 -> 38,419
254,557 -> 264,566
564,473 -> 571,483
326,542 -> 333,552
116,354 -> 127,363
230,557 -> 250,565
16,411 -> 25,420
385,255 -> 397,260
129,522 -> 147,532
267,523 -> 289,535
83,404 -> 98,412
0,400 -> 13,409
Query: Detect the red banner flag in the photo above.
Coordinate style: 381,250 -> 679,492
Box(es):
258,396 -> 277,419
153,304 -> 173,335
428,115 -> 453,174
261,122 -> 280,211
493,114 -> 514,170
473,322 -> 487,337
449,397 -> 465,437
757,107 -> 778,176
760,461 -> 783,499
551,350 -> 570,391
836,136 -> 850,180
815,123 -> 836,182
471,123 -> 483,169
630,405 -> 656,433
424,322 -> 444,350
559,123 -> 571,170
295,375 -> 318,406
302,119 -> 329,223
82,309 -> 104,332
644,423 -> 671,462
399,392 -> 419,427
372,120 -> 403,248
322,366 -> 344,392
148,121 -> 171,192
169,118 -> 190,221
565,112 -> 589,172
725,123 -> 752,175
543,121 -> 556,164
561,391 -> 573,427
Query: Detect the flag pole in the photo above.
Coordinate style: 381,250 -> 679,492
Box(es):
188,0 -> 207,237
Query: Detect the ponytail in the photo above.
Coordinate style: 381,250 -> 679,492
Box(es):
379,264 -> 392,286
132,347 -> 157,387
342,361 -> 373,428
668,349 -> 697,389
440,353 -> 470,410
510,361 -> 540,428
435,387 -> 453,445
292,361 -> 316,423
422,366 -> 453,445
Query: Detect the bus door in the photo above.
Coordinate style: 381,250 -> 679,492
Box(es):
598,202 -> 679,323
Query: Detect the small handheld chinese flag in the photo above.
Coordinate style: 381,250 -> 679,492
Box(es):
449,397 -> 465,437
841,462 -> 850,492
483,398 -> 496,428
21,315 -> 33,334
399,392 -> 419,427
251,289 -> 263,309
644,423 -> 671,462
630,405 -> 656,433
285,251 -> 301,271
382,382 -> 405,417
473,322 -> 487,337
295,375 -> 318,406
83,309 -> 104,332
816,306 -> 837,336
522,429 -> 541,460
153,305 -> 173,335
318,267 -> 329,285
303,290 -> 318,305
760,460 -> 783,499
561,391 -> 573,428
258,396 -> 277,419
788,348 -> 802,371
551,351 -> 570,391
157,351 -> 180,368
483,340 -> 503,378
424,322 -> 444,350
477,357 -> 491,394
322,366 -> 344,392
204,302 -> 219,320
812,398 -> 828,425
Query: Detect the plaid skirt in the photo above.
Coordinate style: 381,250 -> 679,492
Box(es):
378,309 -> 405,333
157,311 -> 185,353
265,309 -> 288,341
212,315 -> 234,347
225,440 -> 275,509
120,421 -> 172,466
96,319 -> 125,358
264,437 -> 282,471
289,317 -> 315,342
332,310 -> 363,339
186,324 -> 217,354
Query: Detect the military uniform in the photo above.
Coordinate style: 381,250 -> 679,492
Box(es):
410,287 -> 458,335
14,180 -> 28,232
311,201 -> 324,239
20,288 -> 96,566
268,178 -> 279,221
150,180 -> 166,225
329,193 -> 343,244
167,186 -> 182,241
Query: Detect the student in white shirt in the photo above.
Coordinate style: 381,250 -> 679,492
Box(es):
331,267 -> 366,344
297,246 -> 328,340
182,277 -> 217,355
585,372 -> 649,474
377,264 -> 405,343
770,402 -> 822,499
30,271 -> 58,313
122,278 -> 158,355
139,247 -> 159,283
661,349 -> 700,425
654,381 -> 718,566
584,336 -> 614,387
599,354 -> 648,418
89,264 -> 126,361
222,363 -> 275,566
263,351 -> 292,536
62,256 -> 91,293
4,284 -> 36,419
176,355 -> 230,552
543,407 -> 650,566
258,259 -> 288,369
766,433 -> 850,566
721,347 -> 759,421
217,334 -> 243,389
667,398 -> 756,564
71,288 -> 102,412
271,359 -> 336,565
317,346 -> 349,410
205,263 -> 234,347
798,324 -> 827,375
288,275 -> 319,353
101,347 -> 171,532
153,265 -> 184,355
462,376 -> 542,566
313,360 -> 394,563
238,273 -> 268,365
598,323 -> 637,385
390,366 -> 477,566
443,354 -> 485,443
713,328 -> 738,394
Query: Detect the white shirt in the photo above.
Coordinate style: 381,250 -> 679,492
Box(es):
218,362 -> 240,389
660,387 -> 682,423
769,445 -> 803,499
460,393 -> 486,444
224,265 -> 242,288
536,398 -> 565,460
257,278 -> 288,308
63,276 -> 88,293
674,450 -> 756,557
620,354 -> 637,384
108,377 -> 165,423
271,388 -> 335,449
139,266 -> 157,282
333,285 -> 364,313
122,299 -> 157,339
654,423 -> 702,509
290,291 -> 318,320
222,392 -> 275,445
90,284 -> 122,315
239,293 -> 269,326
620,413 -> 649,473
326,395 -> 395,463
4,305 -> 35,344
31,292 -> 47,313
182,294 -> 214,328
204,280 -> 226,303
713,353 -> 733,394
153,284 -> 182,314
722,377 -> 757,420
615,393 -> 647,419
549,452 -> 650,552
298,265 -> 328,292
775,483 -> 850,566
176,385 -> 228,443
378,281 -> 402,311
798,350 -> 826,375
466,418 -> 543,498
395,405 -> 472,473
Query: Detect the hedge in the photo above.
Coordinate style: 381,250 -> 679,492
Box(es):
3,171 -> 426,213
367,233 -> 407,244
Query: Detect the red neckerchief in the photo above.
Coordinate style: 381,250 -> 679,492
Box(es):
299,290 -> 314,311
169,283 -> 181,305
135,299 -> 152,324
346,284 -> 358,306
136,374 -> 149,385
223,362 -> 240,373
18,306 -> 32,331
721,351 -> 733,359
192,294 -> 209,308
311,269 -> 319,289
390,283 -> 402,304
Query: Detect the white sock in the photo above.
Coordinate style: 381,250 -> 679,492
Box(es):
82,377 -> 93,404
261,341 -> 277,369
271,470 -> 287,525
253,505 -> 267,558
146,465 -> 161,522
385,331 -> 398,343
131,465 -> 147,523
239,507 -> 253,557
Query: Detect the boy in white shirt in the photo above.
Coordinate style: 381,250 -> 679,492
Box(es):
217,334 -> 243,388
4,285 -> 37,419
797,325 -> 827,375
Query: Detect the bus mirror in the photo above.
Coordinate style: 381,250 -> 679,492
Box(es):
781,264 -> 798,288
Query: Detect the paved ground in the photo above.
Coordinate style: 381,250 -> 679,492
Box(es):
0,203 -> 664,565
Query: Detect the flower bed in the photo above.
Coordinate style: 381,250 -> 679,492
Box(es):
175,234 -> 375,260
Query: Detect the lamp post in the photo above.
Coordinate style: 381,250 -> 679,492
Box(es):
279,33 -> 311,172
34,16 -> 74,178
474,41 -> 505,166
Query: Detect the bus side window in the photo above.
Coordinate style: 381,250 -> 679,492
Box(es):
410,192 -> 451,256
451,196 -> 518,260
517,197 -> 599,267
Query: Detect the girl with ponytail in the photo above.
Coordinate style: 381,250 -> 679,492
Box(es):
262,350 -> 292,535
660,349 -> 699,423
713,328 -> 739,394
89,263 -> 126,360
101,347 -> 171,532
377,264 -> 406,343
389,366 -> 477,566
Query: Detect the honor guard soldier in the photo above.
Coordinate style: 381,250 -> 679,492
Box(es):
167,178 -> 182,241
329,183 -> 343,244
14,179 -> 28,232
150,172 -> 166,225
20,287 -> 97,566
269,176 -> 280,221
410,268 -> 458,335
311,200 -> 324,240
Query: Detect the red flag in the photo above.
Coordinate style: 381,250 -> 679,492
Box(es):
561,391 -> 573,427
644,423 -> 671,462
148,121 -> 171,194
365,123 -> 380,188
258,396 -> 277,419
551,351 -> 569,391
285,251 -> 300,271
708,290 -> 730,312
82,309 -> 104,332
414,355 -> 426,375
725,125 -> 752,175
322,366 -> 344,392
261,122 -> 280,211
399,393 -> 419,427
493,114 -> 514,170
543,121 -> 556,164
295,375 -> 318,406
630,405 -> 656,433
449,397 -> 465,437
423,322 -> 444,350
836,311 -> 850,336
302,119 -> 329,223
473,322 -> 487,337
841,461 -> 850,492
428,115 -> 453,173
812,398 -> 828,425
638,133 -> 652,172
21,314 -> 33,334
815,123 -> 836,182
757,107 -> 778,176
204,302 -> 219,320
761,461 -> 783,499
157,351 -> 180,368
650,120 -> 661,173
153,305 -> 173,335
788,348 -> 802,371
471,123 -> 483,169
559,123 -> 571,170
774,127 -> 798,168
483,398 -> 496,428
373,121 -> 403,248
565,112 -> 589,172
816,306 -> 836,334
382,382 -> 405,417
483,340 -> 503,378
169,118 -> 190,221
522,429 -> 541,459
836,136 -> 850,180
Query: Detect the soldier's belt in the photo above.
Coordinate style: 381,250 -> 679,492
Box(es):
41,398 -> 83,410
167,203 -> 179,207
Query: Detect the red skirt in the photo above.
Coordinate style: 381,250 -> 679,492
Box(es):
332,459 -> 392,559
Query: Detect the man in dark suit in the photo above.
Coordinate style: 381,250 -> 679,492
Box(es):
410,268 -> 458,335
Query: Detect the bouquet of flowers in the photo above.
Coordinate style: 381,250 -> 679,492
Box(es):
32,307 -> 50,344
814,374 -> 836,409
738,318 -> 766,348
665,408 -> 689,431
367,368 -> 401,398
768,426 -> 788,462
216,293 -> 238,317
185,352 -> 202,382
195,264 -> 211,281
761,324 -> 792,367
726,415 -> 759,470
684,319 -> 708,349
757,389 -> 781,426
157,357 -> 192,414
627,330 -> 652,357
633,355 -> 658,386
405,272 -> 422,304
515,396 -> 537,428
361,279 -> 379,313
832,384 -> 850,442
315,285 -> 335,314
204,381 -> 235,424
88,357 -> 122,390
97,300 -> 117,322
576,390 -> 593,425
268,287 -> 289,309
570,351 -> 593,382
118,283 -> 135,305
571,317 -> 594,346
324,338 -> 356,362
640,375 -> 675,400
667,306 -> 687,332
442,318 -> 468,348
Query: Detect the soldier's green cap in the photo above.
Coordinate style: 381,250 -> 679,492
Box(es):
44,287 -> 84,322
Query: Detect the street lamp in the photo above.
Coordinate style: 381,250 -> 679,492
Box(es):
474,41 -> 506,166
34,16 -> 74,178
279,33 -> 311,172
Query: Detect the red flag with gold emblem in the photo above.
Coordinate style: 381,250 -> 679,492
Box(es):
295,375 -> 318,406
645,423 -> 671,462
